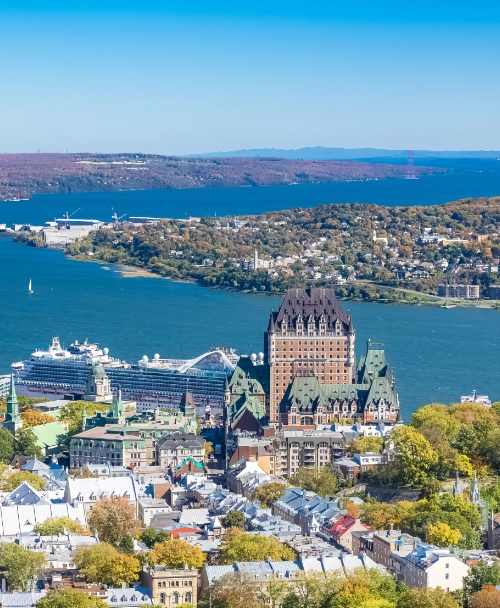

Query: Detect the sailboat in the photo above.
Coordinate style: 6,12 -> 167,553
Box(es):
28,279 -> 33,294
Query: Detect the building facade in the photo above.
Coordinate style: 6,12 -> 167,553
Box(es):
265,288 -> 355,424
140,565 -> 197,606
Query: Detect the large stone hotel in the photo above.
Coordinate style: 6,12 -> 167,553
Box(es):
225,288 -> 400,432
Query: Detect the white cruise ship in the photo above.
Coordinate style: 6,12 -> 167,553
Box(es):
12,337 -> 237,413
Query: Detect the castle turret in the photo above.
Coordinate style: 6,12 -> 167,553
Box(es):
4,373 -> 22,435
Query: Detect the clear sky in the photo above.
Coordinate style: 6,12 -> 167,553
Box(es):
1,1 -> 499,154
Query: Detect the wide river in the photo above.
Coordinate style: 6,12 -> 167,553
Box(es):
1,173 -> 500,419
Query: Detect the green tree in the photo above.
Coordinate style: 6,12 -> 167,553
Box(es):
289,465 -> 340,497
138,528 -> 170,549
72,543 -> 140,587
148,537 -> 206,569
2,470 -> 46,491
219,528 -> 295,564
347,436 -> 384,456
88,496 -> 141,546
463,562 -> 500,602
14,427 -> 43,459
0,542 -> 46,591
0,428 -> 15,463
411,404 -> 461,440
220,510 -> 245,529
36,589 -> 107,608
33,517 -> 86,536
59,401 -> 109,435
252,482 -> 287,508
118,534 -> 135,555
390,426 -> 438,485
419,477 -> 442,500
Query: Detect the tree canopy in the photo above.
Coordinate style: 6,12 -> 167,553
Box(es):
148,537 -> 206,570
36,589 -> 107,608
220,511 -> 245,530
87,496 -> 141,546
33,517 -> 86,536
72,543 -> 141,587
2,470 -> 46,491
252,482 -> 286,508
0,542 -> 46,591
219,528 -> 295,564
289,465 -> 342,497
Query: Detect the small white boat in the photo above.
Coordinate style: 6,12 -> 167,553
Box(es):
29,279 -> 33,294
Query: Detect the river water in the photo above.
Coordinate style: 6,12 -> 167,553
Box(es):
1,173 -> 500,419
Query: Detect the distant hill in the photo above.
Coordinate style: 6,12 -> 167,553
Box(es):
186,147 -> 500,161
0,153 -> 445,201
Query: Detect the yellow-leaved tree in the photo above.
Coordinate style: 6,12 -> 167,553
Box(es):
21,410 -> 56,428
390,426 -> 438,485
426,522 -> 462,548
219,528 -> 295,564
33,517 -> 86,536
2,470 -> 46,491
148,537 -> 206,570
72,543 -> 141,587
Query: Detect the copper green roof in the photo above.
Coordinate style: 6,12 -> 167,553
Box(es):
227,391 -> 266,427
31,421 -> 67,449
228,355 -> 269,395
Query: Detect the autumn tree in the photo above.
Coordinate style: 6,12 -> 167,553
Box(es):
344,501 -> 361,518
463,562 -> 500,602
396,587 -> 460,608
219,528 -> 295,564
2,470 -> 46,491
72,543 -> 140,587
469,587 -> 500,608
220,510 -> 245,529
34,517 -> 86,536
390,426 -> 438,485
252,482 -> 286,508
0,542 -> 46,590
210,572 -> 265,608
148,537 -> 206,569
426,522 -> 462,547
361,501 -> 397,530
347,436 -> 384,456
21,410 -> 56,428
36,589 -> 107,608
88,497 -> 141,546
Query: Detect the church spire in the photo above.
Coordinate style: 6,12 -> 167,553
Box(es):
4,373 -> 22,434
452,471 -> 462,496
470,471 -> 481,504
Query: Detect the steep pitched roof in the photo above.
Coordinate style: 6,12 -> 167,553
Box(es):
227,391 -> 266,427
228,355 -> 269,395
270,288 -> 351,332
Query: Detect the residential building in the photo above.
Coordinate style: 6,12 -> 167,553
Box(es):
138,498 -> 172,526
392,543 -> 470,591
438,284 -> 480,299
352,528 -> 420,569
328,514 -> 371,551
489,285 -> 500,299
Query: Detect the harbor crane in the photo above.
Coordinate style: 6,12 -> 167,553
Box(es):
62,208 -> 80,220
111,207 -> 129,223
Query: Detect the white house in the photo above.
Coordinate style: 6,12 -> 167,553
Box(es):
394,543 -> 469,592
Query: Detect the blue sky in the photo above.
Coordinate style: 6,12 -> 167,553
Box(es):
0,1 -> 499,154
